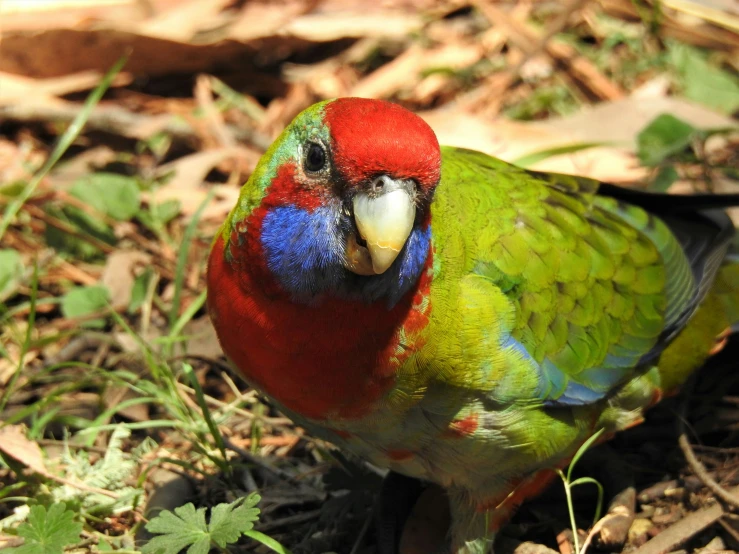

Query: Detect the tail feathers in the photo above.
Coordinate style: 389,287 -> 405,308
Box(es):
656,257 -> 738,392
714,260 -> 739,331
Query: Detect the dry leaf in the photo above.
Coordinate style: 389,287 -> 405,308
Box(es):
284,11 -> 422,41
182,316 -> 222,359
535,96 -> 736,148
423,94 -> 736,183
101,251 -> 152,310
351,43 -> 484,99
48,146 -> 119,190
137,0 -> 235,42
227,1 -> 308,42
155,147 -> 249,192
0,29 -> 251,78
0,71 -> 131,106
0,0 -> 162,32
0,424 -> 49,476
149,147 -> 250,220
0,347 -> 37,388
103,385 -> 150,422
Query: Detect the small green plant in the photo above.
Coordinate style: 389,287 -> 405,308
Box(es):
667,41 -> 739,115
637,113 -> 737,192
556,428 -> 605,554
142,493 -> 292,554
5,503 -> 83,554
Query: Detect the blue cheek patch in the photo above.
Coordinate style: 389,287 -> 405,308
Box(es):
260,205 -> 431,305
261,205 -> 345,298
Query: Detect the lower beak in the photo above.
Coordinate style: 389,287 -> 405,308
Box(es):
345,177 -> 416,275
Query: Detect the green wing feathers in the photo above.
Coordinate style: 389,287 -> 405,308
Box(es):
429,147 -> 733,406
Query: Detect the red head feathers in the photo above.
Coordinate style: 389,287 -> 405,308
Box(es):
324,98 -> 441,192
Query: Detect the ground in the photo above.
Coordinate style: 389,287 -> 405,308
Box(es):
1,1 -> 738,553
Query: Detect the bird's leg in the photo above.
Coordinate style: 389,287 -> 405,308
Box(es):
449,469 -> 559,554
376,471 -> 425,554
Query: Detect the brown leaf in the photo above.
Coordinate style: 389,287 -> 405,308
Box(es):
0,71 -> 132,107
155,147 -> 249,192
351,43 -> 484,99
284,11 -> 422,41
423,94 -> 736,183
0,29 -> 252,79
148,147 -> 250,221
0,346 -> 37,388
101,250 -> 152,310
0,424 -> 49,476
137,0 -> 235,42
227,1 -> 309,42
182,316 -> 222,359
0,0 -> 167,33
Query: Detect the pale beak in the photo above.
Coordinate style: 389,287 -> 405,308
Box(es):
346,176 -> 416,275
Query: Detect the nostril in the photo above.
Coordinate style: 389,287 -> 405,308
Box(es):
371,175 -> 396,194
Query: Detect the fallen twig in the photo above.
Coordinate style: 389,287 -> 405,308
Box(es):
679,378 -> 739,510
629,486 -> 739,554
638,469 -> 739,503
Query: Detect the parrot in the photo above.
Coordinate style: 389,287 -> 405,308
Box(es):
206,97 -> 739,554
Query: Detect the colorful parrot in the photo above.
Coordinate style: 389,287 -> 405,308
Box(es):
207,97 -> 739,553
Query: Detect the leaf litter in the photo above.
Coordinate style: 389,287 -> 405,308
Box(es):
0,0 -> 738,553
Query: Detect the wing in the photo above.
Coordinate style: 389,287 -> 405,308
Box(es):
433,147 -> 735,406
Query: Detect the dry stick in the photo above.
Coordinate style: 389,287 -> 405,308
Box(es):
678,435 -> 739,508
19,195 -> 187,287
627,378 -> 739,554
471,0 -> 623,112
55,190 -> 177,268
479,0 -> 592,76
43,333 -> 111,368
256,508 -> 322,533
717,516 -> 739,544
678,379 -> 739,510
175,381 -> 294,426
348,509 -> 374,554
638,469 -> 739,503
629,489 -> 739,554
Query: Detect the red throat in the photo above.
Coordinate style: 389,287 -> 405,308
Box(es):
206,234 -> 433,421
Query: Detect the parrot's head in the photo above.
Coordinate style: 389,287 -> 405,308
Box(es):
226,97 -> 441,304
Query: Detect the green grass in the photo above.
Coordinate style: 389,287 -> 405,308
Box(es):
0,58 -> 290,553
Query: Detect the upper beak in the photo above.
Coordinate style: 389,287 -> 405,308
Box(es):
346,176 -> 416,275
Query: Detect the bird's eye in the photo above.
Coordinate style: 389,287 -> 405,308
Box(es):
304,142 -> 326,173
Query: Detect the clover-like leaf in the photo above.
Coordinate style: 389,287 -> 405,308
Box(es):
142,494 -> 262,554
8,503 -> 82,554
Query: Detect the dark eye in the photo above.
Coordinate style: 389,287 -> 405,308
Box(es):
304,142 -> 326,173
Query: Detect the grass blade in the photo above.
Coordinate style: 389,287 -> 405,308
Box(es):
0,262 -> 39,412
168,189 -> 215,328
245,530 -> 293,554
511,142 -> 615,168
0,55 -> 128,242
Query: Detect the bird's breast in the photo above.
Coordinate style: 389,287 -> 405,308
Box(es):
206,234 -> 433,420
